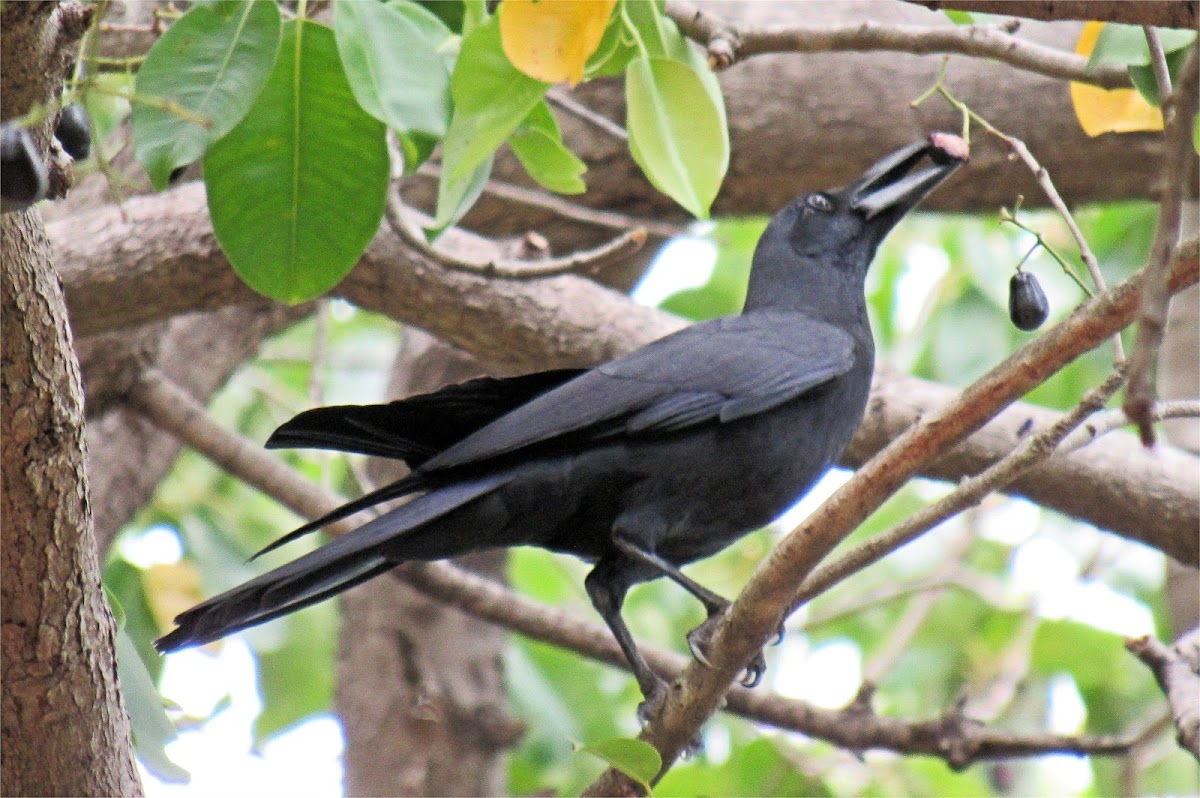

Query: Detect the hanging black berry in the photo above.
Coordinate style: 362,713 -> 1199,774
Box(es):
1009,271 -> 1049,331
1,124 -> 48,212
55,104 -> 91,160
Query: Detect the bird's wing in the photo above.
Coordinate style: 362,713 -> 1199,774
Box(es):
265,368 -> 585,465
422,312 -> 856,472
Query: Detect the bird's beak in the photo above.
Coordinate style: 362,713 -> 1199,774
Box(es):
849,134 -> 967,220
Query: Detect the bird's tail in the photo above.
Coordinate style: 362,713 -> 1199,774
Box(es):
154,477 -> 505,652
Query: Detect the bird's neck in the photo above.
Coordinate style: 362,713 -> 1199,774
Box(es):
743,261 -> 871,330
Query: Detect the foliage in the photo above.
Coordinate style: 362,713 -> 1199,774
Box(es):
124,0 -> 729,300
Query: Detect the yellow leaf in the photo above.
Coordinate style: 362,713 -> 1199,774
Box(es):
144,561 -> 205,634
1070,21 -> 1162,136
500,0 -> 618,86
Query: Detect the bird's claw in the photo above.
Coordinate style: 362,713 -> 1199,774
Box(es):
686,613 -> 772,688
738,651 -> 767,688
768,622 -> 786,647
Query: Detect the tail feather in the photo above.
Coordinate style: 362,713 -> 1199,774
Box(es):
248,472 -> 427,561
155,477 -> 506,652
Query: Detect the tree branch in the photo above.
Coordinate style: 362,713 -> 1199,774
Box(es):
384,193 -> 648,280
51,187 -> 1200,561
1124,46 -> 1200,444
905,1 -> 1198,29
666,0 -> 1130,87
1126,628 -> 1200,760
795,367 -> 1127,608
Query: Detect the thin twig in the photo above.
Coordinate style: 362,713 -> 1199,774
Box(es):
547,89 -> 628,142
1124,46 -> 1200,444
1061,399 -> 1200,452
384,193 -> 647,279
914,73 -> 1123,359
792,367 -> 1126,609
126,366 -> 1142,768
664,0 -> 1131,88
1143,27 -> 1174,100
414,162 -> 685,238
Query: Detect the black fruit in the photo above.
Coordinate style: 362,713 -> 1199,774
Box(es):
1,124 -> 48,212
55,103 -> 91,160
1009,271 -> 1049,331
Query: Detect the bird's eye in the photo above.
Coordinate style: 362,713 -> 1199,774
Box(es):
807,193 -> 834,212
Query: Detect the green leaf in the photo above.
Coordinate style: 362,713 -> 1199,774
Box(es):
443,16 -> 548,183
579,736 -> 662,787
510,128 -> 587,194
431,15 -> 546,233
415,0 -> 465,34
116,629 -> 190,784
334,0 -> 451,139
1128,43 -> 1194,106
133,0 -> 280,190
510,101 -> 586,194
389,0 -> 460,71
204,19 -> 389,302
942,9 -> 975,25
1087,23 -> 1196,70
431,154 -> 493,236
626,56 -> 728,218
585,2 -> 639,78
462,0 -> 489,36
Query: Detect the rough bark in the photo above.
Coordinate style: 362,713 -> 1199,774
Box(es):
1,212 -> 142,798
1,2 -> 142,795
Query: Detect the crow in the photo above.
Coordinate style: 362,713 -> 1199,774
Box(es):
156,134 -> 966,717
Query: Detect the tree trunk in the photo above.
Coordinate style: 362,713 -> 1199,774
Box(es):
1,209 -> 141,796
1,3 -> 141,794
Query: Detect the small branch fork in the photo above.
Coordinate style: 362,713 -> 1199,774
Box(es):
1126,628 -> 1200,760
664,0 -> 1130,88
384,192 -> 647,280
126,366 -> 1148,770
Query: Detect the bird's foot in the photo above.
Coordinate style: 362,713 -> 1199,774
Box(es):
686,613 -> 784,688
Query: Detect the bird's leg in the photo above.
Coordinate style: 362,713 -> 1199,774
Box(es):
584,558 -> 669,722
611,538 -> 780,688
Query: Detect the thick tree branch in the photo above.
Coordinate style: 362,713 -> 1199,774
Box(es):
587,228 -> 1200,795
905,1 -> 1198,29
52,188 -> 1200,561
667,0 -> 1130,87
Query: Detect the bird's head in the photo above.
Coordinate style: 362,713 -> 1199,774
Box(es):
746,134 -> 967,316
